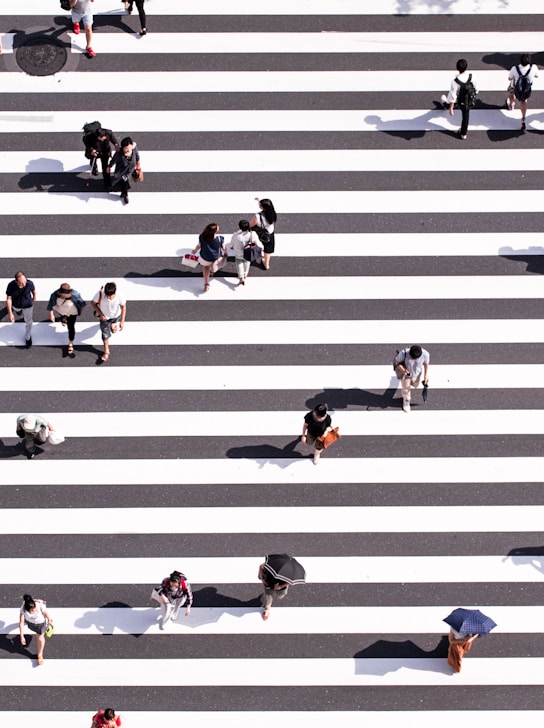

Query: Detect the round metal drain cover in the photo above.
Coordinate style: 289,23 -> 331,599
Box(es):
16,37 -> 68,76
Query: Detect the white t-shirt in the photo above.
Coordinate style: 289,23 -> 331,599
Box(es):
447,71 -> 477,104
509,63 -> 539,84
230,229 -> 259,258
21,599 -> 47,624
53,296 -> 78,316
93,290 -> 126,319
395,348 -> 430,378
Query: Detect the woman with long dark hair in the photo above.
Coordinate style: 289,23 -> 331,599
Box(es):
19,593 -> 52,665
192,222 -> 227,292
250,197 -> 277,271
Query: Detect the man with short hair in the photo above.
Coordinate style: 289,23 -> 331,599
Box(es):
441,58 -> 477,140
91,282 -> 127,363
6,271 -> 36,348
507,53 -> 539,132
69,0 -> 96,58
393,345 -> 430,413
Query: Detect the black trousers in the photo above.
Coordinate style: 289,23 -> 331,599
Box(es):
128,0 -> 146,27
460,106 -> 470,136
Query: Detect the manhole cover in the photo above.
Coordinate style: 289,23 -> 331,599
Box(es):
16,37 -> 68,76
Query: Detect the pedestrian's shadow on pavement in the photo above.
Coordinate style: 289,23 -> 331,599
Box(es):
503,546 -> 544,575
226,438 -> 307,468
125,268 -> 239,297
75,601 -> 151,638
481,51 -> 544,70
354,636 -> 449,675
0,438 -> 24,459
0,631 -> 35,660
499,247 -> 544,274
305,386 -> 399,411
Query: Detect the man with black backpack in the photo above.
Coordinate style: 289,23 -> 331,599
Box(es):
82,121 -> 119,190
441,58 -> 477,140
507,54 -> 539,132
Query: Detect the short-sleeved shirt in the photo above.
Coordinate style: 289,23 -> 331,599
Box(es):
199,234 -> 224,263
20,599 -> 47,625
93,290 -> 126,319
395,348 -> 430,378
17,414 -> 49,434
509,64 -> 539,84
230,229 -> 259,258
92,712 -> 121,728
304,411 -> 332,438
71,0 -> 93,15
447,71 -> 477,104
6,279 -> 35,309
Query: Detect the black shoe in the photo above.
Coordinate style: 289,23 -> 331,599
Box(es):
25,337 -> 32,349
122,194 -> 129,205
26,451 -> 35,459
91,166 -> 99,176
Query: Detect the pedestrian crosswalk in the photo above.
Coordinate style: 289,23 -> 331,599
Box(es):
1,0 -> 544,725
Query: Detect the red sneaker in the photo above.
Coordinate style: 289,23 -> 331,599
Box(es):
86,46 -> 96,58
73,22 -> 80,34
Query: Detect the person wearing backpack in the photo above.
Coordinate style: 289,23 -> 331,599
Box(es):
507,54 -> 539,132
441,58 -> 477,140
82,122 -> 119,190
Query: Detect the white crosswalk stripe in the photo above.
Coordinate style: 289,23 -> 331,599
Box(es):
0,0 -> 542,724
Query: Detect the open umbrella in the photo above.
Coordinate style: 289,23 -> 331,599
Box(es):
443,608 -> 497,635
264,554 -> 306,585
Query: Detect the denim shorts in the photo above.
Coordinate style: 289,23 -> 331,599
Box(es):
71,10 -> 93,26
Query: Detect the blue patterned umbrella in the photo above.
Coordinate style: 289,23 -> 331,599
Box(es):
443,608 -> 497,635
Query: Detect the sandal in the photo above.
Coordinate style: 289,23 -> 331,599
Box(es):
67,342 -> 74,355
204,284 -> 210,292
101,353 -> 110,362
262,609 -> 270,621
37,655 -> 44,665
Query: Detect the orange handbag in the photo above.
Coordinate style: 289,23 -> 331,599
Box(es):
318,427 -> 341,449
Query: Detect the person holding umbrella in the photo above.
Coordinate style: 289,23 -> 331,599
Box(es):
258,554 -> 305,621
443,607 -> 496,673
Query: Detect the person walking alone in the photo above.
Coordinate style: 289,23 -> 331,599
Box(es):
441,58 -> 477,140
393,345 -> 430,413
506,53 -> 539,132
68,0 -> 96,58
19,594 -> 52,665
301,403 -> 333,465
447,629 -> 478,673
16,414 -> 55,459
258,562 -> 289,621
155,570 -> 193,629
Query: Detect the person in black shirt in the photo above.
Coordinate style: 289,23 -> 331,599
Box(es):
301,403 -> 332,465
258,562 -> 289,621
84,127 -> 119,190
6,271 -> 36,348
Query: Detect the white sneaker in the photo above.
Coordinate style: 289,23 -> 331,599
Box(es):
402,400 -> 411,412
440,94 -> 448,106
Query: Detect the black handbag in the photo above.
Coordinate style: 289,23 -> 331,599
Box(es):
243,243 -> 261,262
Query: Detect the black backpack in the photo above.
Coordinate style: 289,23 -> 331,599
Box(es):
514,65 -> 533,102
455,74 -> 477,109
60,0 -> 71,10
82,120 -> 102,148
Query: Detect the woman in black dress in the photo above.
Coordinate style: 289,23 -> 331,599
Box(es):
250,197 -> 277,271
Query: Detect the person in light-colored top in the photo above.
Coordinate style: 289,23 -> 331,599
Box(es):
91,282 -> 126,363
230,219 -> 261,286
69,0 -> 96,58
447,628 -> 478,673
19,594 -> 52,665
440,58 -> 477,140
16,413 -> 55,459
507,53 -> 539,131
249,197 -> 277,271
47,283 -> 86,357
393,345 -> 430,413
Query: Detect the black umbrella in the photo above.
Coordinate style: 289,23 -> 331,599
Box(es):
422,382 -> 429,402
264,554 -> 306,585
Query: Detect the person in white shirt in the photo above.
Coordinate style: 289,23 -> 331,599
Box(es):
507,53 -> 539,131
91,282 -> 127,363
19,594 -> 52,665
441,58 -> 477,140
230,219 -> 261,286
393,345 -> 430,413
